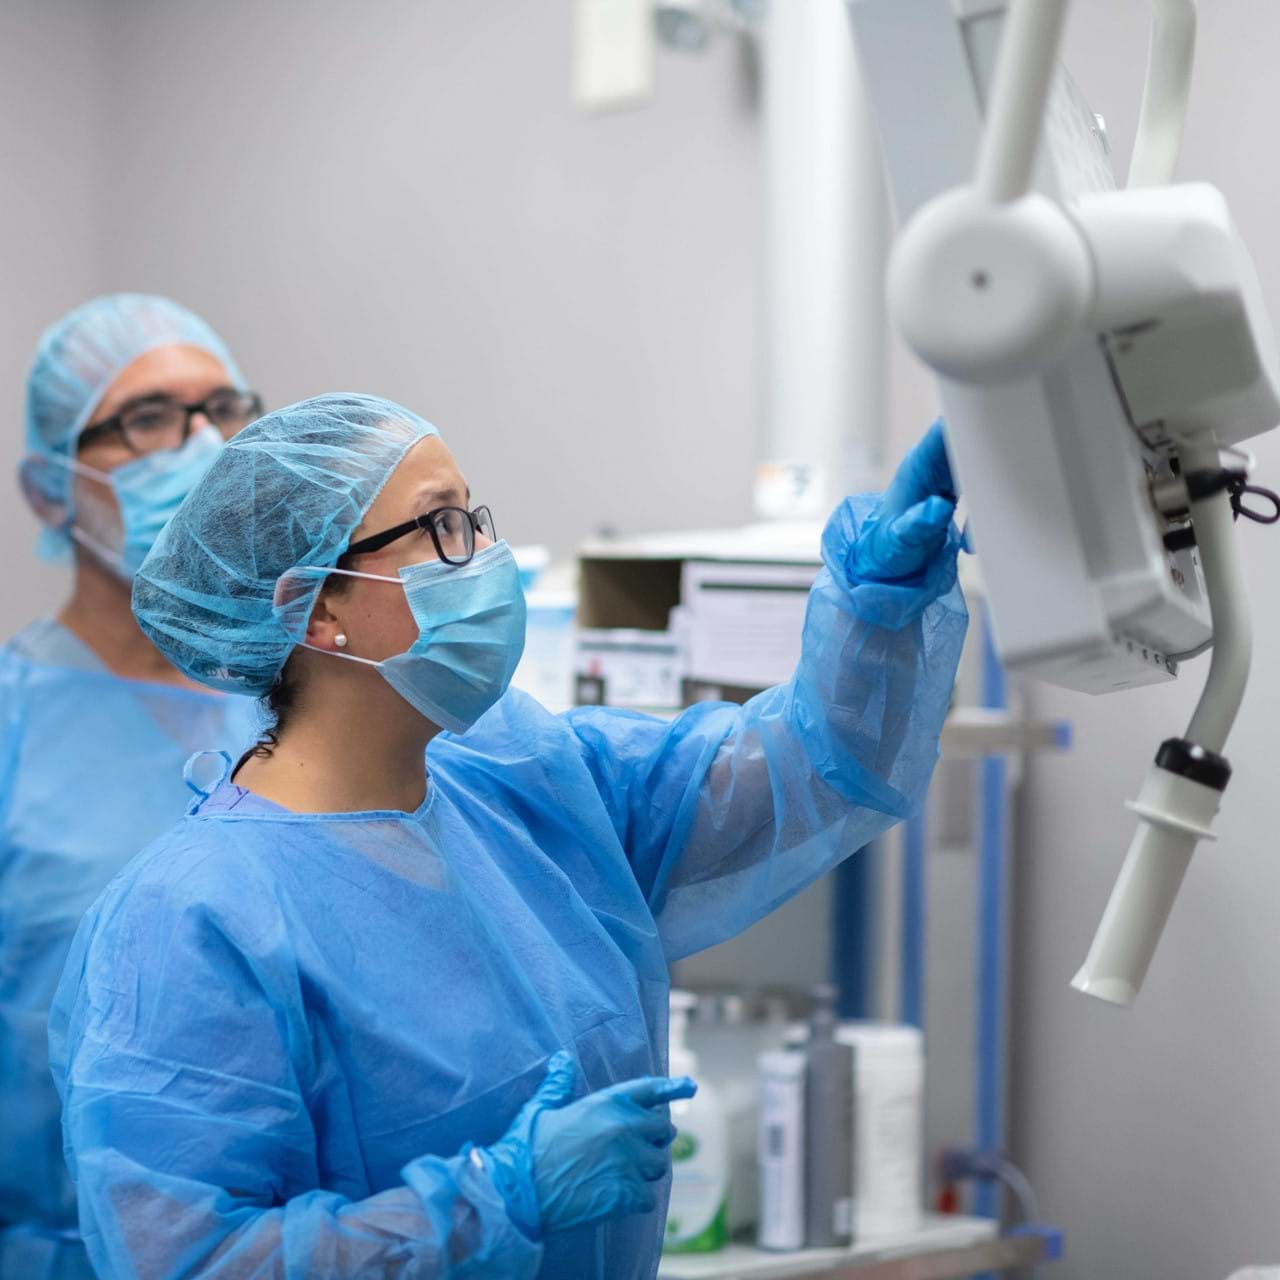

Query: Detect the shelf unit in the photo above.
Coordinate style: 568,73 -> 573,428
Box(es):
659,1214 -> 1061,1279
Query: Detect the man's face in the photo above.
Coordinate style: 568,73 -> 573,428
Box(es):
71,344 -> 242,550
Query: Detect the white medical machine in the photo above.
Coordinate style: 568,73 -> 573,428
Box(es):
851,0 -> 1280,1006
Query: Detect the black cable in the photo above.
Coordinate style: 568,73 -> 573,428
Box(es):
1164,467 -> 1280,551
1227,476 -> 1280,524
1183,465 -> 1246,503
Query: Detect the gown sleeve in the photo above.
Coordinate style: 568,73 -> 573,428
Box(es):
0,653 -> 57,1229
565,493 -> 969,960
47,880 -> 544,1280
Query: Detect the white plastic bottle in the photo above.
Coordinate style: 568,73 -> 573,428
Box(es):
835,1023 -> 925,1237
757,1049 -> 807,1251
663,991 -> 731,1253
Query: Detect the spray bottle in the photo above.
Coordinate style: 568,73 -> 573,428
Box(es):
664,990 -> 730,1253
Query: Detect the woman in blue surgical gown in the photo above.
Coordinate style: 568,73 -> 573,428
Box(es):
0,296 -> 262,1279
50,393 -> 967,1279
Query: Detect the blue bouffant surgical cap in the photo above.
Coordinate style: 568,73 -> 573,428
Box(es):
133,393 -> 439,695
23,293 -> 244,557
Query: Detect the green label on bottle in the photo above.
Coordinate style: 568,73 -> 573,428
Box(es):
663,1199 -> 728,1253
670,1132 -> 699,1163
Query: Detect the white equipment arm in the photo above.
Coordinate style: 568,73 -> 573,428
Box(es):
975,0 -> 1070,204
1129,0 -> 1196,188
1072,443 -> 1252,1004
863,0 -> 1280,1007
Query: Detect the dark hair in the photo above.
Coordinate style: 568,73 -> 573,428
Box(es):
252,571 -> 352,758
253,658 -> 301,758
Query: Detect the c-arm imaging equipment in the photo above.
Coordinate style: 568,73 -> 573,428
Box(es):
851,0 -> 1280,1006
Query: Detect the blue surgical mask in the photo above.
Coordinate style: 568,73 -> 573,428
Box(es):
280,541 -> 528,734
67,427 -> 225,579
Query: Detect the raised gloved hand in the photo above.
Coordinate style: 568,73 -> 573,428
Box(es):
848,419 -> 958,583
480,1050 -> 696,1238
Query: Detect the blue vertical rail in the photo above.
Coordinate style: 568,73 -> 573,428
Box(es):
900,813 -> 928,1029
975,617 -> 1009,1232
834,841 -> 878,1019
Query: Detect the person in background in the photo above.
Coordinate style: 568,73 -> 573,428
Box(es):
51,393 -> 966,1279
0,295 -> 265,1279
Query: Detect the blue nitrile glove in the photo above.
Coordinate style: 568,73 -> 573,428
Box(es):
479,1050 -> 696,1238
849,419 -> 958,583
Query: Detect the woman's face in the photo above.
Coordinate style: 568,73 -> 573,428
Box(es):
319,434 -> 489,663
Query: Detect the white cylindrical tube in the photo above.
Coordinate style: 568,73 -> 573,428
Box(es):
1075,440 -> 1249,1007
757,1049 -> 807,1251
757,0 -> 887,518
1072,762 -> 1222,1006
974,0 -> 1071,204
1183,442 -> 1253,753
1128,0 -> 1197,189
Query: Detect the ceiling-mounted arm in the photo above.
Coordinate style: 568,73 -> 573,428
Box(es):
975,0 -> 1197,199
887,0 -> 1209,388
878,0 -> 1277,1009
974,0 -> 1071,204
1129,0 -> 1197,188
886,0 -> 1093,387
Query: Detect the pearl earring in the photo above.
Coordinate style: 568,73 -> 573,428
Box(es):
334,634 -> 348,649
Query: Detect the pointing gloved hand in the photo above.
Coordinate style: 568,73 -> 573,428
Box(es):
479,1050 -> 697,1238
848,419 -> 958,583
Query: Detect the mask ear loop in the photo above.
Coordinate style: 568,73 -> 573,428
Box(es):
67,524 -> 131,579
273,564 -> 408,668
47,452 -> 132,578
29,448 -> 135,578
296,641 -> 383,667
21,452 -> 116,552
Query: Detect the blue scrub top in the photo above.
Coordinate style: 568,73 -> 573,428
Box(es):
50,496 -> 969,1279
0,621 -> 259,1280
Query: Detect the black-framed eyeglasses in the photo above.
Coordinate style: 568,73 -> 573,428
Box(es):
344,505 -> 497,566
77,388 -> 265,456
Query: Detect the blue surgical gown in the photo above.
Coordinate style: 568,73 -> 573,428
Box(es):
0,621 -> 259,1280
50,497 -> 968,1279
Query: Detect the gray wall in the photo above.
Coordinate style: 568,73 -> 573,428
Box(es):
5,2 -> 1280,1276
1,0 -> 109,621
96,0 -> 762,559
